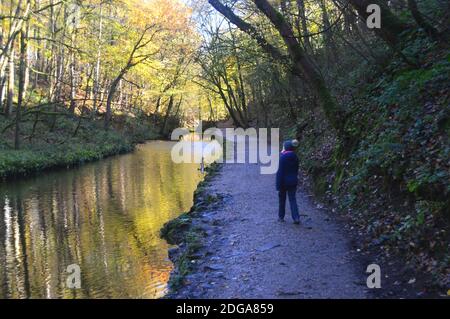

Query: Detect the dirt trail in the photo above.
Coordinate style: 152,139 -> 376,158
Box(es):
171,153 -> 369,298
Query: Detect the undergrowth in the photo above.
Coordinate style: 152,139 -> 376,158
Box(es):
285,34 -> 449,289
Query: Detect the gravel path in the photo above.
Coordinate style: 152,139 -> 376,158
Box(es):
172,153 -> 369,299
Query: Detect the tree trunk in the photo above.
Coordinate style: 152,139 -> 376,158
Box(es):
296,0 -> 312,52
230,27 -> 249,124
104,74 -> 123,130
0,76 -> 6,113
15,29 -> 27,149
319,0 -> 338,65
208,0 -> 286,62
160,95 -> 174,135
69,56 -> 77,114
33,0 -> 41,90
6,48 -> 15,118
407,0 -> 440,40
0,0 -> 5,113
69,5 -> 78,114
93,3 -> 103,117
252,0 -> 344,133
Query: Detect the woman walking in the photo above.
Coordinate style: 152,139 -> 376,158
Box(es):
276,140 -> 300,224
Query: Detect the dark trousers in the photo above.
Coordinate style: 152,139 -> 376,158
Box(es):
279,187 -> 299,221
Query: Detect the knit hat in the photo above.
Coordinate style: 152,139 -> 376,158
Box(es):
283,139 -> 298,151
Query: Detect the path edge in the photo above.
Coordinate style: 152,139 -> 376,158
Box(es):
160,162 -> 223,298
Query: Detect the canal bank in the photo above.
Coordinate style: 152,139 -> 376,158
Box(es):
160,162 -> 223,294
0,111 -> 164,180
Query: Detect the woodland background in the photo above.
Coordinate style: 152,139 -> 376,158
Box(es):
0,0 -> 448,290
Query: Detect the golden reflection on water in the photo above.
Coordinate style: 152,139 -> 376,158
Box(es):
0,141 -> 205,299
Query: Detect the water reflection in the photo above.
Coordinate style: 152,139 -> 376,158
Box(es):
0,141 -> 204,298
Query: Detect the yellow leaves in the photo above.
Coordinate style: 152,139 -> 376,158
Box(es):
124,0 -> 193,34
113,0 -> 196,57
151,0 -> 192,30
87,0 -> 200,113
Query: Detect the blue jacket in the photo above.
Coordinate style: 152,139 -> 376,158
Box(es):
276,150 -> 299,191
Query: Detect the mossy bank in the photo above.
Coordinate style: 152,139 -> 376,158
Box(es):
0,106 -> 162,179
160,162 -> 223,296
